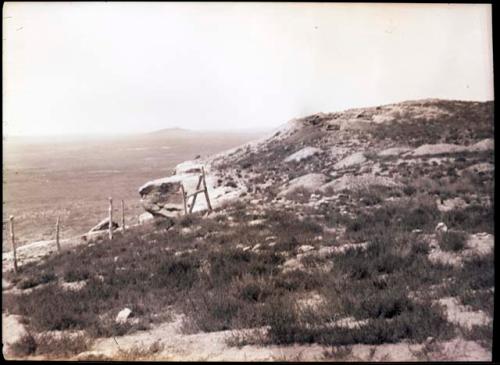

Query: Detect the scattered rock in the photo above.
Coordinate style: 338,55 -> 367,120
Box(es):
331,316 -> 369,329
438,297 -> 492,329
412,143 -> 469,156
61,280 -> 87,291
464,162 -> 494,174
181,227 -> 193,235
248,219 -> 266,227
296,292 -> 325,310
320,173 -> 400,193
116,308 -> 133,324
436,197 -> 468,212
284,147 -> 322,163
466,233 -> 493,255
467,138 -> 493,152
435,222 -> 448,234
333,152 -> 367,169
282,258 -> 304,272
2,314 -> 28,358
139,212 -> 155,224
2,278 -> 13,291
278,173 -> 329,196
378,147 -> 411,157
298,245 -> 315,253
251,244 -> 262,252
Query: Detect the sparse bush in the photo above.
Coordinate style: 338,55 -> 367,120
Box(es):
116,340 -> 165,361
438,230 -> 467,252
17,270 -> 57,289
35,333 -> 92,357
442,204 -> 494,233
461,324 -> 493,350
10,333 -> 37,357
63,267 -> 90,282
154,255 -> 200,290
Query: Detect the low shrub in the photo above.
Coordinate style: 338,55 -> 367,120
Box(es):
438,230 -> 467,252
442,205 -> 494,233
17,270 -> 57,289
10,333 -> 37,357
35,333 -> 92,357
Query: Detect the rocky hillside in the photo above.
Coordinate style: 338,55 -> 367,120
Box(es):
140,99 -> 493,222
3,99 -> 494,361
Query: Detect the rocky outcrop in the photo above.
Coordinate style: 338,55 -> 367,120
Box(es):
139,159 -> 246,219
139,175 -> 189,218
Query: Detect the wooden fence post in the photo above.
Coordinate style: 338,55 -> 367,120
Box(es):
9,216 -> 17,274
202,167 -> 213,212
55,216 -> 61,252
188,175 -> 204,214
180,184 -> 188,215
109,197 -> 113,240
121,200 -> 126,231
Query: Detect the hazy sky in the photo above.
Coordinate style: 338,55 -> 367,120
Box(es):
3,2 -> 494,136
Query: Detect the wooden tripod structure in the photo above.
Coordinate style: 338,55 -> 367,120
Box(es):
180,167 -> 212,216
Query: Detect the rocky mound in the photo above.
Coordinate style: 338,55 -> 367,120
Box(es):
138,99 -> 493,218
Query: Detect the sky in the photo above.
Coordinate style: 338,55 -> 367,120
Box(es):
2,2 -> 494,136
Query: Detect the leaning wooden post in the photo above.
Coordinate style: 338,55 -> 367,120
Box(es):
121,200 -> 126,231
180,184 -> 188,216
108,197 -> 113,240
201,167 -> 213,212
55,216 -> 61,252
9,216 -> 17,274
189,175 -> 204,214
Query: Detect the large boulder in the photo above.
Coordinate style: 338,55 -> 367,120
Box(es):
139,162 -> 226,219
138,174 -> 192,218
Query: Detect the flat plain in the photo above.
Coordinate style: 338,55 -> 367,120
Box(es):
2,130 -> 263,250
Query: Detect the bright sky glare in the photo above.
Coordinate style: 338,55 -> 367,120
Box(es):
2,2 -> 494,136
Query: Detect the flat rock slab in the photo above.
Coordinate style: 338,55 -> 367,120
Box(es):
378,147 -> 411,157
468,138 -> 493,152
438,297 -> 492,329
279,173 -> 329,196
2,314 -> 28,358
284,147 -> 322,162
334,152 -> 367,169
412,143 -> 469,156
436,197 -> 468,212
320,173 -> 400,193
